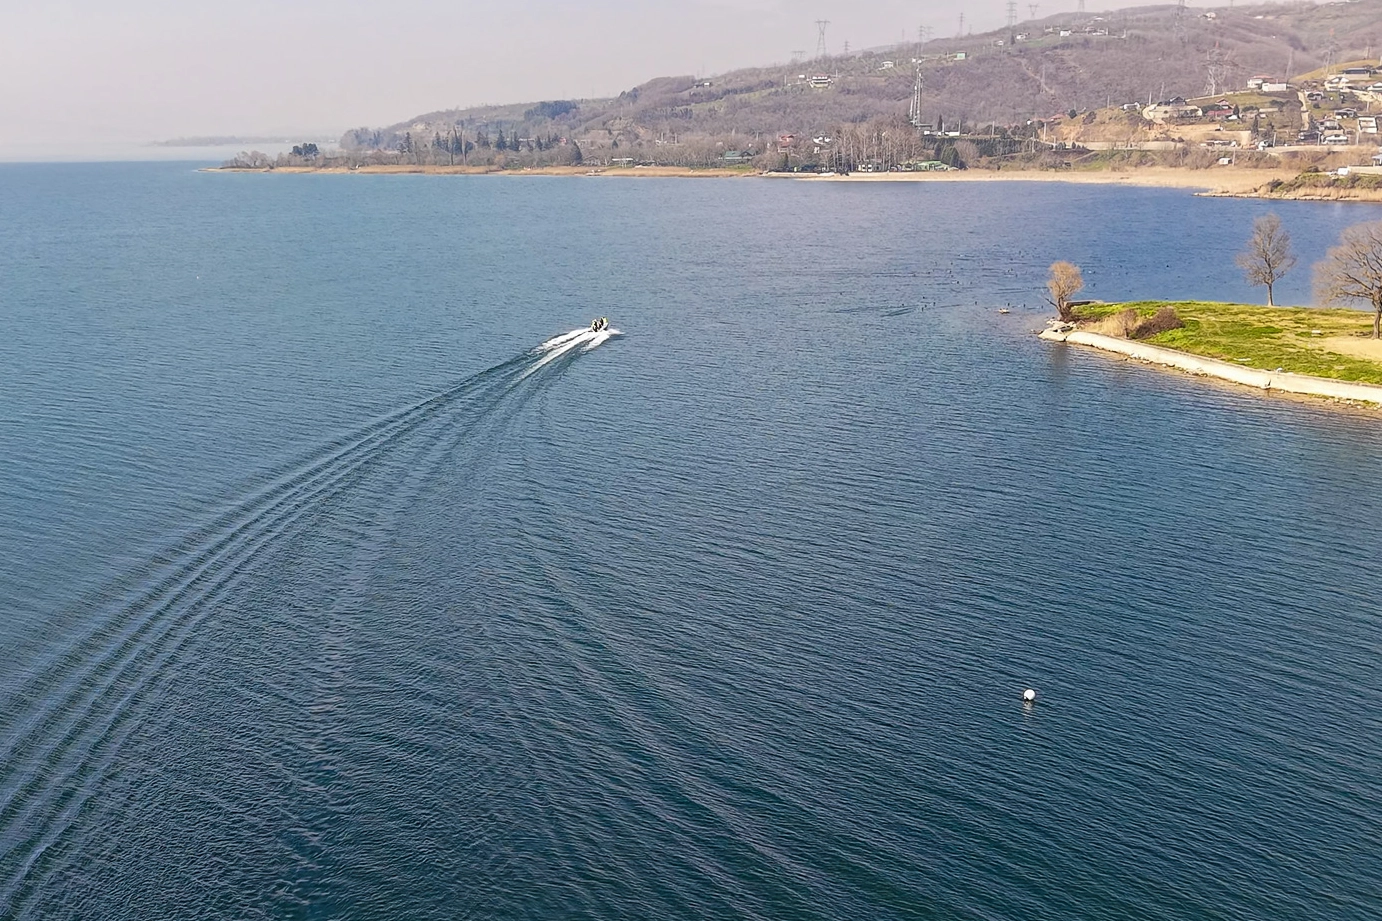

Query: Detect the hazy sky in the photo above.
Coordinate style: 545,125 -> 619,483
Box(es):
1,0 -> 1019,160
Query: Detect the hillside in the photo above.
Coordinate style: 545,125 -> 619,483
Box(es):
329,0 -> 1382,170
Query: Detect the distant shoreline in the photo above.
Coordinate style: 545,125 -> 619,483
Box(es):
204,163 -> 1382,200
207,164 -> 755,179
785,167 -> 1382,200
779,166 -> 1300,195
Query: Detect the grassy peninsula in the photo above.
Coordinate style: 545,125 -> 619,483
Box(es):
1073,301 -> 1382,385
1264,172 -> 1382,199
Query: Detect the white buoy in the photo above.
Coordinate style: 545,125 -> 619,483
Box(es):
1023,688 -> 1036,703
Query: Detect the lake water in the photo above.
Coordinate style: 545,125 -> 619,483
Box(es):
2,163 -> 1380,920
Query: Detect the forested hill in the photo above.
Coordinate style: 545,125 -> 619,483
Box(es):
338,0 -> 1382,167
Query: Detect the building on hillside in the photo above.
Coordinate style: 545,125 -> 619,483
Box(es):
1261,82 -> 1291,93
1143,102 -> 1203,122
1358,116 -> 1378,135
809,73 -> 834,89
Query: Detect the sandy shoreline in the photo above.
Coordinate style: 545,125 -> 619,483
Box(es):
1040,326 -> 1382,406
779,166 -> 1303,195
210,164 -> 755,179
209,163 -> 1292,192
205,163 -> 1382,200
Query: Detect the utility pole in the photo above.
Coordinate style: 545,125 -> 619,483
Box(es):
1028,4 -> 1040,20
816,20 -> 830,59
910,67 -> 926,128
1204,44 -> 1231,97
1007,1 -> 1017,30
957,12 -> 964,38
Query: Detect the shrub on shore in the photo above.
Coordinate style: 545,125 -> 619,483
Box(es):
1084,308 -> 1139,337
1079,304 -> 1183,338
1131,306 -> 1185,339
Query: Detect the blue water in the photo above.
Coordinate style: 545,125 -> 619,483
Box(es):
2,162 -> 1381,920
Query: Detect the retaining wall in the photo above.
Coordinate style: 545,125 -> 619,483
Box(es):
1039,327 -> 1382,404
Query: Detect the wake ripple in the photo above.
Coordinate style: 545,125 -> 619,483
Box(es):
0,326 -> 620,916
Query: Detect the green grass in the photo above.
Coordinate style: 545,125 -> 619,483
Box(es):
1074,300 -> 1382,384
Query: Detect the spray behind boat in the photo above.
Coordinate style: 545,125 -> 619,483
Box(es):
524,319 -> 621,378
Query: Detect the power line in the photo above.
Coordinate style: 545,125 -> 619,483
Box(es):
816,20 -> 830,59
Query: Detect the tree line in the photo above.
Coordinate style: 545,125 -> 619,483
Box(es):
1237,213 -> 1382,337
1047,215 -> 1382,338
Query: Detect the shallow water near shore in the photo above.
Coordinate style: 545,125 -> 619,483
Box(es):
2,162 -> 1381,920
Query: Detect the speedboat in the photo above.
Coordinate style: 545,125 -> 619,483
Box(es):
590,316 -> 610,332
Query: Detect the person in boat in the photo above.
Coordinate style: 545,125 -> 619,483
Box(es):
590,316 -> 609,332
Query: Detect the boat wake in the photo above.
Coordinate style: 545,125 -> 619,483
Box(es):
526,325 -> 623,378
0,326 -> 620,918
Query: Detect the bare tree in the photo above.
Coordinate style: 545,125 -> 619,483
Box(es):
1046,261 -> 1085,321
1235,213 -> 1296,306
1315,220 -> 1382,339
